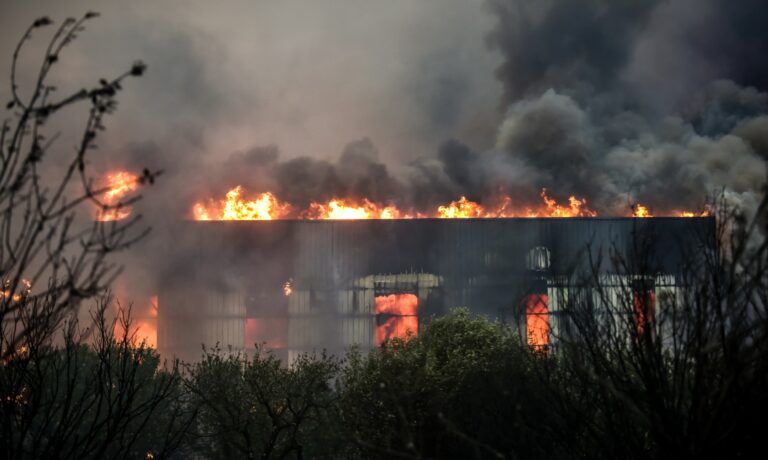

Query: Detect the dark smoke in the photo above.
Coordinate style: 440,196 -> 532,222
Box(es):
53,0 -> 764,358
485,0 -> 661,107
438,0 -> 768,214
167,0 -> 767,218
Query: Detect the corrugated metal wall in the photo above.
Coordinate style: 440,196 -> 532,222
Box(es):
158,218 -> 715,360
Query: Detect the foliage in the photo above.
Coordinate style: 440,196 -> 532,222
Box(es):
0,298 -> 193,459
185,346 -> 342,459
0,13 -> 158,363
0,14 -> 178,459
339,309 -> 571,459
2,13 -> 767,460
548,196 -> 768,459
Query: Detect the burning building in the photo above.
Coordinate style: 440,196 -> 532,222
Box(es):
155,217 -> 714,363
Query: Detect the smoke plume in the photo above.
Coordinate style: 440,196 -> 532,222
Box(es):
145,0 -> 767,218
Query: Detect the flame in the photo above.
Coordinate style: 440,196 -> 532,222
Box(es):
633,289 -> 656,337
283,279 -> 293,296
301,199 -> 410,220
526,293 -> 549,350
436,189 -> 596,218
675,205 -> 711,217
191,186 -> 710,220
96,171 -> 139,221
632,203 -> 710,218
437,196 -> 485,218
193,186 -> 292,220
132,319 -> 157,348
129,295 -> 158,348
632,204 -> 652,218
375,294 -> 418,345
537,189 -> 597,217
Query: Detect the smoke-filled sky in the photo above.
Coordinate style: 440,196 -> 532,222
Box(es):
2,0 -> 767,219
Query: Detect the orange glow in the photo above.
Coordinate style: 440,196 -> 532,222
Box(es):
283,280 -> 293,296
632,204 -> 652,218
1,278 -> 31,302
245,318 -> 288,349
632,203 -> 710,218
193,186 -> 292,220
537,189 -> 597,217
525,293 -> 549,350
133,319 -> 157,348
112,294 -> 158,348
437,189 -> 596,218
96,171 -> 139,221
633,290 -> 656,337
301,198 -> 407,220
375,294 -> 418,345
190,186 -> 708,220
437,196 -> 486,218
675,206 -> 711,217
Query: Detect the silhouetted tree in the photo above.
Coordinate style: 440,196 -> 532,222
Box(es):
339,309 -> 569,459
544,195 -> 768,459
1,297 -> 194,459
0,14 -> 186,459
186,346 -> 341,459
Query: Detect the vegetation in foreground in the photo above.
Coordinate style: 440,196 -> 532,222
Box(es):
1,11 -> 766,460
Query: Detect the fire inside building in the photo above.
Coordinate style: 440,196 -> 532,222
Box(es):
155,217 -> 714,363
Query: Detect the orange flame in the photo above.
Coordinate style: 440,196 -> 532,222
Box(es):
193,186 -> 292,220
96,171 -> 139,221
132,319 -> 157,349
301,198 -> 406,220
191,186 -> 712,220
436,189 -> 596,218
375,293 -> 418,345
675,205 -> 711,217
632,203 -> 709,218
526,293 -> 549,350
534,188 -> 597,217
632,204 -> 652,218
633,290 -> 656,337
437,196 -> 485,218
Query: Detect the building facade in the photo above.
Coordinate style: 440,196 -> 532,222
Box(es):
157,218 -> 714,362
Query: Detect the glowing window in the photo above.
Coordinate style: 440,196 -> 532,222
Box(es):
525,293 -> 549,349
375,294 -> 418,346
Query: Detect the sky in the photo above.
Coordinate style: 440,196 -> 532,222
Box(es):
0,0 -> 500,194
2,0 -> 767,218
